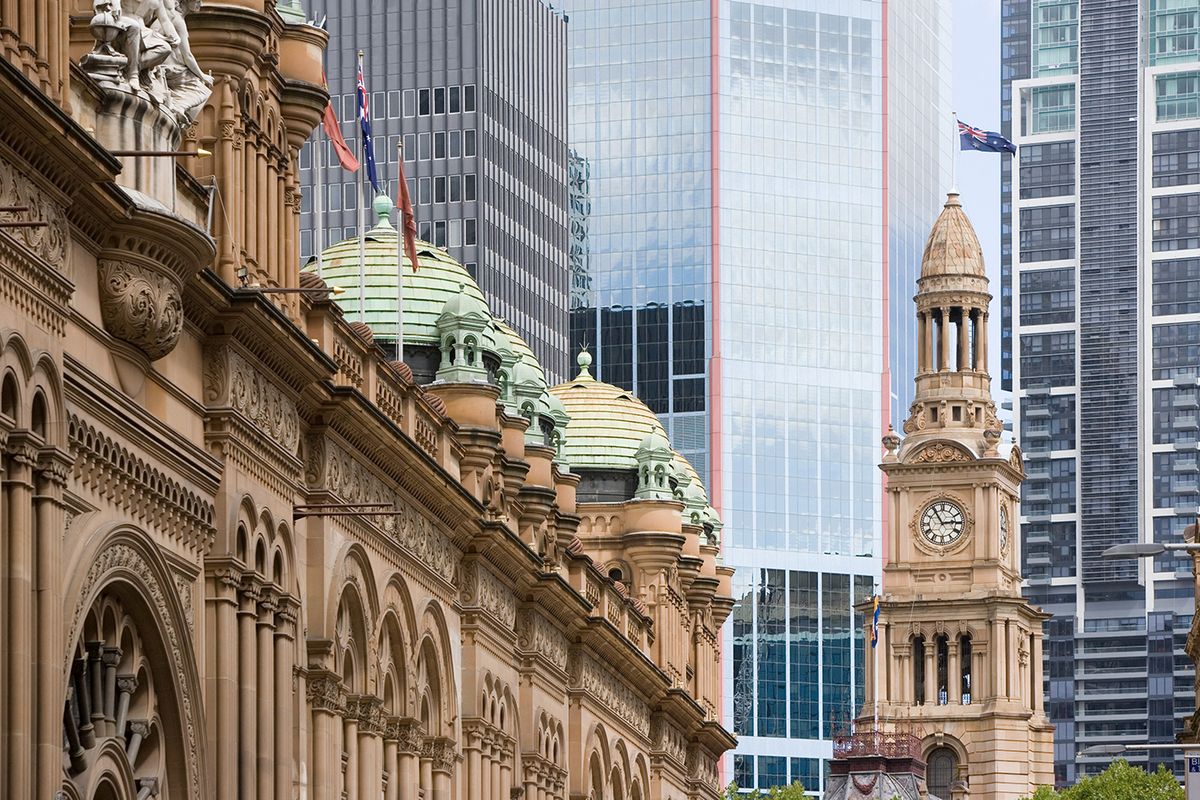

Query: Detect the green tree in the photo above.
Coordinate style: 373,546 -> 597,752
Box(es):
1021,760 -> 1183,800
723,781 -> 808,800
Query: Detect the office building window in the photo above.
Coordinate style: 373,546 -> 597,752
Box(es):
1020,331 -> 1075,388
418,221 -> 431,241
402,89 -> 415,117
1157,71 -> 1200,121
1021,394 -> 1076,452
1020,141 -> 1075,199
1153,322 -> 1200,379
1153,193 -> 1200,251
403,134 -> 416,161
449,130 -> 462,159
418,178 -> 430,205
1020,267 -> 1075,324
449,175 -> 461,202
1021,457 -> 1076,515
434,86 -> 445,114
418,133 -> 431,161
1152,386 -> 1200,444
449,219 -> 462,248
1019,204 -> 1075,262
434,220 -> 447,248
434,177 -> 446,204
1153,130 -> 1200,187
1022,84 -> 1076,134
464,129 -> 477,157
1154,257 -> 1200,315
1151,0 -> 1200,65
449,85 -> 461,113
464,174 -> 477,201
434,132 -> 446,159
418,88 -> 430,116
464,218 -> 477,246
463,84 -> 476,112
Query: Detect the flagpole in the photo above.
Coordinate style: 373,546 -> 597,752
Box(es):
396,139 -> 405,362
356,49 -> 367,324
951,109 -> 959,194
872,594 -> 879,742
314,113 -> 325,278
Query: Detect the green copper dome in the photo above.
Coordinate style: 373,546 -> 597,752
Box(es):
550,350 -> 672,472
305,195 -> 489,345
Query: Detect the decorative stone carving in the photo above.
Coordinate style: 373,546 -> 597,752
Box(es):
0,156 -> 69,268
82,0 -> 213,126
98,258 -> 183,361
203,347 -> 300,454
910,443 -> 972,464
305,436 -> 457,583
574,656 -> 651,736
515,610 -> 569,670
460,562 -> 517,628
306,671 -> 345,713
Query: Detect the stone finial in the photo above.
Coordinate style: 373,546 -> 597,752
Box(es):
881,425 -> 901,462
576,348 -> 593,379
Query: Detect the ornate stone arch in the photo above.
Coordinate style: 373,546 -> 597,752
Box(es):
61,527 -> 206,800
29,350 -> 65,446
415,599 -> 457,738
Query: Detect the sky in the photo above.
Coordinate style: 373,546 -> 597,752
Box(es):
951,0 -> 1003,379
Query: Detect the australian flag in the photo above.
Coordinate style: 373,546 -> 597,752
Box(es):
356,60 -> 380,193
958,120 -> 1017,155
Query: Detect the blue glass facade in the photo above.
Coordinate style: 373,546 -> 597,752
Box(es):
562,0 -> 951,793
1005,0 -> 1199,784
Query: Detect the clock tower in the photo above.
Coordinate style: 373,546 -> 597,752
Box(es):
862,193 -> 1053,799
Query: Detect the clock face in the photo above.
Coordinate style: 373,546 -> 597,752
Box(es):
920,500 -> 966,546
1000,504 -> 1010,554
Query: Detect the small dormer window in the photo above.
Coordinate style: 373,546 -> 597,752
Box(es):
608,567 -> 623,582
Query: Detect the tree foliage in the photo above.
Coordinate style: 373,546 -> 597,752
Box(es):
1021,760 -> 1183,800
723,781 -> 808,800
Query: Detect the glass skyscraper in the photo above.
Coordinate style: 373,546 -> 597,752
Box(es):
1003,0 -> 1198,785
561,1 -> 952,793
298,0 -> 571,381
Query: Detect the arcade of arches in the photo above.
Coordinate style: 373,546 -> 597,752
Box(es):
0,3 -> 735,799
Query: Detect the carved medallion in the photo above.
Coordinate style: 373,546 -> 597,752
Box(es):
98,259 -> 183,360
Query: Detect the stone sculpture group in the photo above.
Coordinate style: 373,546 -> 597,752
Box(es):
82,0 -> 213,126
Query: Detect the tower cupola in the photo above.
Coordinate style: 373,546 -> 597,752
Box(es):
902,192 -> 1001,453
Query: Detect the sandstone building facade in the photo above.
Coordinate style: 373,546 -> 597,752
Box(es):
853,195 -> 1054,800
0,2 -> 734,798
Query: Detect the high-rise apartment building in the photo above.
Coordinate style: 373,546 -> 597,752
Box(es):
298,0 -> 572,381
1003,0 -> 1199,784
560,1 -> 952,792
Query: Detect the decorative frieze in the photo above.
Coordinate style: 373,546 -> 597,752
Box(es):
459,562 -> 517,629
516,610 -> 569,670
203,346 -> 300,455
304,436 -> 457,583
0,154 -> 69,268
570,653 -> 651,737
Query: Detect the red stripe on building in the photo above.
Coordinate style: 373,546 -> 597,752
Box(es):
880,0 -> 890,591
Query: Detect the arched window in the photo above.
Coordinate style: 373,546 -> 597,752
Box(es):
927,747 -> 958,800
912,636 -> 926,704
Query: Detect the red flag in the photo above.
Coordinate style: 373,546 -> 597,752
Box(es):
321,72 -> 360,172
395,155 -> 420,272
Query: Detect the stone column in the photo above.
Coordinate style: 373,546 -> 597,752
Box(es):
880,623 -> 891,703
923,311 -> 935,373
210,567 -> 242,793
101,645 -> 121,735
274,599 -> 296,800
431,737 -> 456,800
479,733 -> 492,800
4,434 -> 36,798
308,671 -> 342,800
114,674 -> 137,734
938,308 -> 951,370
948,638 -> 960,705
465,727 -> 482,800
383,718 -> 401,800
980,311 -> 989,370
397,719 -> 422,800
499,744 -> 513,800
238,579 -> 261,800
420,741 -> 434,799
257,589 -> 277,800
344,708 -> 359,800
490,743 -> 502,800
971,310 -> 982,369
357,696 -> 383,800
956,308 -> 968,371
1007,620 -> 1018,700
1032,633 -> 1045,712
33,447 -> 67,796
992,620 -> 1007,700
923,642 -> 936,705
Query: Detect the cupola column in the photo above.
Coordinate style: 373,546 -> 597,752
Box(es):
956,309 -> 969,371
938,307 -> 951,371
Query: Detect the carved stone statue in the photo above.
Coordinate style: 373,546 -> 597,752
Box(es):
82,0 -> 212,127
